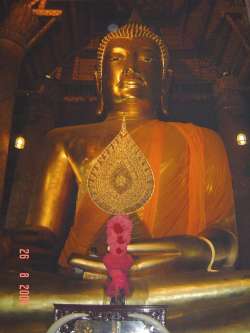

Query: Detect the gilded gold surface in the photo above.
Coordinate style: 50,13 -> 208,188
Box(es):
38,0 -> 47,9
87,119 -> 154,214
0,16 -> 247,333
32,0 -> 62,17
20,19 -> 238,270
1,270 -> 250,332
97,22 -> 169,80
33,9 -> 63,17
0,2 -> 37,207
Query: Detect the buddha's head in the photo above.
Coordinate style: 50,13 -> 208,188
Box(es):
96,22 -> 169,119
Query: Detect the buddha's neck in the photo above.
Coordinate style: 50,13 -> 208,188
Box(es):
106,111 -> 155,121
105,99 -> 157,121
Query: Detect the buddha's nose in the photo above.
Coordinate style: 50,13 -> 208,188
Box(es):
123,53 -> 138,75
123,67 -> 135,75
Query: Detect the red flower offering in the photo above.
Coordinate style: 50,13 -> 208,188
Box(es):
103,215 -> 133,297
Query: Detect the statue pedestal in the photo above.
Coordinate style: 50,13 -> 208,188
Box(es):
1,270 -> 250,332
51,304 -> 167,333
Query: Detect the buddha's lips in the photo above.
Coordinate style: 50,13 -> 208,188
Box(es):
119,75 -> 146,88
123,80 -> 142,88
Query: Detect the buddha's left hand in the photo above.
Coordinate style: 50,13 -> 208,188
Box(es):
128,229 -> 238,272
69,229 -> 237,275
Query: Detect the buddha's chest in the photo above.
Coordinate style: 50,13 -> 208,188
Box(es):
67,126 -> 189,193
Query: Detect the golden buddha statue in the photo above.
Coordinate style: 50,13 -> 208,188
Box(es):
1,12 -> 250,333
20,21 -> 237,272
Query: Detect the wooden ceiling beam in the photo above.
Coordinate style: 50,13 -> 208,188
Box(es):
229,38 -> 244,74
33,9 -> 62,17
211,21 -> 231,67
2,0 -> 8,12
69,1 -> 80,50
225,13 -> 250,54
39,32 -> 57,77
181,0 -> 193,36
48,24 -> 62,66
38,0 -> 48,9
197,0 -> 216,49
56,10 -> 70,60
23,62 -> 36,88
31,53 -> 46,80
32,0 -> 63,17
27,17 -> 57,49
222,31 -> 242,74
239,58 -> 250,83
31,0 -> 41,7
165,0 -> 174,17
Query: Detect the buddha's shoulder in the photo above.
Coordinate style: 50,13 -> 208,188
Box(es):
45,122 -> 107,144
187,123 -> 226,152
156,121 -> 226,157
162,121 -> 224,144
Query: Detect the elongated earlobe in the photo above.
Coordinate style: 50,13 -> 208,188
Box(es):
161,89 -> 169,116
95,71 -> 104,117
160,69 -> 173,117
96,93 -> 104,117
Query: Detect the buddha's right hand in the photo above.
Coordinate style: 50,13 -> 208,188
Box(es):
128,232 -> 237,272
0,227 -> 58,271
69,251 -> 181,277
129,236 -> 214,275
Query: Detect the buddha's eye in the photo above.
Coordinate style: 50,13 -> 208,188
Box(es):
140,55 -> 153,63
109,55 -> 124,62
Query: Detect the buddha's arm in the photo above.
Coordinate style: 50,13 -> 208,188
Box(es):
27,135 -> 74,235
69,251 -> 181,275
127,229 -> 237,271
69,228 -> 237,275
200,227 -> 238,268
9,133 -> 75,268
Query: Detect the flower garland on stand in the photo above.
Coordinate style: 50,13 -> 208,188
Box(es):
102,215 -> 134,303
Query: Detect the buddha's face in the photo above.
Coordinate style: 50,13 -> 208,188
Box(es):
102,37 -> 163,117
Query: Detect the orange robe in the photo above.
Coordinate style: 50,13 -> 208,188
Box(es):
59,120 -> 235,267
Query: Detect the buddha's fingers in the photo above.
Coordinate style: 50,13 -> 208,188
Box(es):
128,241 -> 180,255
131,252 -> 181,273
69,255 -> 106,273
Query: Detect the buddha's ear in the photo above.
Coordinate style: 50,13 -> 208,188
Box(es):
161,69 -> 173,117
95,71 -> 101,94
95,71 -> 104,117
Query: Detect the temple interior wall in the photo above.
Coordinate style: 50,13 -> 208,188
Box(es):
1,0 -> 250,269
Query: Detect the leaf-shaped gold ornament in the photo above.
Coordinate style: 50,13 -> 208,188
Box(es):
87,119 -> 155,215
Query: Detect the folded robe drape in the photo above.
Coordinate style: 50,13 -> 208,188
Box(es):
59,121 -> 235,267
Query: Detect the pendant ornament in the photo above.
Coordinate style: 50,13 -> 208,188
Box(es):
87,118 -> 154,215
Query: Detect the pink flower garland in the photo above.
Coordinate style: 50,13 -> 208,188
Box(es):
103,215 -> 133,297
